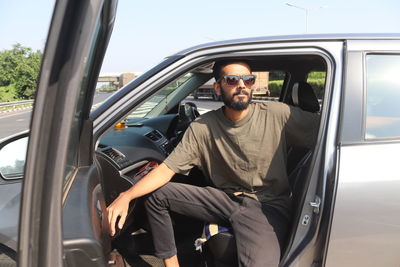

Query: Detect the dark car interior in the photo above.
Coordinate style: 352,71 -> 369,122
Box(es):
94,55 -> 327,266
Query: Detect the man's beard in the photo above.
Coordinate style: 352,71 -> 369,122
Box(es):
220,89 -> 252,111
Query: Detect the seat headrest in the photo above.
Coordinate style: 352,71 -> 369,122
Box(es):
291,82 -> 320,113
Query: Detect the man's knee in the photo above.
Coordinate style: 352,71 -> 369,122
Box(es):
144,183 -> 175,210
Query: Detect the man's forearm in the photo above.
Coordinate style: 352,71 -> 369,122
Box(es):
122,163 -> 175,201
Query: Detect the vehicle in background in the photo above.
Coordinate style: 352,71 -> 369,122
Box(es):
192,82 -> 220,100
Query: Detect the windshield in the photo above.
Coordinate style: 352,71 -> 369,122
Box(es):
127,73 -> 193,119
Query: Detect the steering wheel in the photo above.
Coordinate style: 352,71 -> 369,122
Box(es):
169,102 -> 200,146
178,102 -> 200,123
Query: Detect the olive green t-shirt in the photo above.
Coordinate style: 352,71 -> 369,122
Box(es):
164,101 -> 319,219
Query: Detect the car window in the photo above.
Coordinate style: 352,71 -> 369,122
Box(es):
127,73 -> 193,119
124,71 -> 217,120
124,69 -> 293,123
249,71 -> 284,99
125,69 -> 287,122
307,71 -> 326,101
264,70 -> 286,99
365,54 -> 400,139
64,19 -> 104,183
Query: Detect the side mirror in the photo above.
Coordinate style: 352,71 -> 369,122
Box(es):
0,135 -> 28,180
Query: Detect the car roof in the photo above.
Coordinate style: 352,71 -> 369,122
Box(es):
175,33 -> 400,56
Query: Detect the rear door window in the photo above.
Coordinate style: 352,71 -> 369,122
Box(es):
252,70 -> 286,98
306,71 -> 326,101
365,54 -> 400,139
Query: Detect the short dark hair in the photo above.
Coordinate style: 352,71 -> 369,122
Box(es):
212,60 -> 251,81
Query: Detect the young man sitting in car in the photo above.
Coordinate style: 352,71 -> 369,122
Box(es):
107,60 -> 319,267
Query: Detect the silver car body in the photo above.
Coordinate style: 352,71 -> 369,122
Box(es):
325,40 -> 400,267
93,35 -> 400,266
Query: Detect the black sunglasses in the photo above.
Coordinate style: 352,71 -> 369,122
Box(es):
218,74 -> 257,87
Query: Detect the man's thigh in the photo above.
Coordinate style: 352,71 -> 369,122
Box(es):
229,197 -> 283,266
146,182 -> 239,225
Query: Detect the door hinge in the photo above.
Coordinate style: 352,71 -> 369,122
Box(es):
310,196 -> 321,214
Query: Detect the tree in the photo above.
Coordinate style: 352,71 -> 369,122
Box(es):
0,43 -> 42,100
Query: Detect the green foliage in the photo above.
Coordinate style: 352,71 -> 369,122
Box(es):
307,72 -> 326,99
268,80 -> 283,97
98,84 -> 117,92
0,84 -> 18,102
307,78 -> 325,99
308,71 -> 326,80
0,43 -> 42,100
269,71 -> 286,81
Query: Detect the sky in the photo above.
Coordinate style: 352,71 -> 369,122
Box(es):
1,0 -> 400,74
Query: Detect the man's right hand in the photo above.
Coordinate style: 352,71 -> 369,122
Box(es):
106,192 -> 131,236
105,163 -> 176,236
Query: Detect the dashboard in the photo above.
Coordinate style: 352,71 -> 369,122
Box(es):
94,114 -> 179,230
93,111 -> 205,237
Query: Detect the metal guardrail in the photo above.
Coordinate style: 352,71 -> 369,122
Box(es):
0,100 -> 34,107
0,100 -> 34,112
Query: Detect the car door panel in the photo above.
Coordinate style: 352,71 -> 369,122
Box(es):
63,165 -> 111,266
325,40 -> 400,266
325,143 -> 400,267
17,0 -> 118,266
0,182 -> 20,251
0,132 -> 28,252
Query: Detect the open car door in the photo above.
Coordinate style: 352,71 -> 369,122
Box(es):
18,0 -> 118,266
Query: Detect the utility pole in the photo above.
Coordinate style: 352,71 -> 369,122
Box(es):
286,3 -> 325,33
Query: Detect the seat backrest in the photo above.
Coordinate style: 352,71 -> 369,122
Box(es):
287,80 -> 319,205
290,81 -> 320,113
286,81 -> 319,175
281,82 -> 319,258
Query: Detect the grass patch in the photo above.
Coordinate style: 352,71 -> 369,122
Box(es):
0,103 -> 32,112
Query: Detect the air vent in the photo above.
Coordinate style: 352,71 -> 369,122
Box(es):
100,147 -> 131,169
102,147 -> 124,161
145,130 -> 163,142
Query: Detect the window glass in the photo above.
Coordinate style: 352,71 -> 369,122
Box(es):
365,54 -> 400,139
252,71 -> 269,96
191,77 -> 218,101
307,71 -> 326,101
127,73 -> 193,119
63,19 -> 103,185
125,70 -> 287,122
253,71 -> 286,99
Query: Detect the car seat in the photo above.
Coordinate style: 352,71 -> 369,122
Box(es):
201,81 -> 320,267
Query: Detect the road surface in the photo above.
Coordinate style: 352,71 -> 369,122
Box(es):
0,92 -> 113,140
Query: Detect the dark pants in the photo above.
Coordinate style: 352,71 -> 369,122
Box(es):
144,182 -> 289,267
